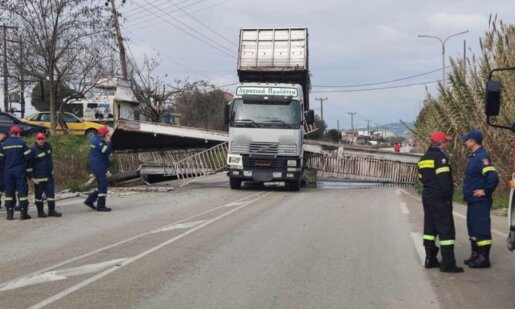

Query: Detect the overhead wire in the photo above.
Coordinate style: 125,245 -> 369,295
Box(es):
312,66 -> 449,88
312,80 -> 439,93
130,0 -> 236,58
123,0 -> 207,28
164,0 -> 236,47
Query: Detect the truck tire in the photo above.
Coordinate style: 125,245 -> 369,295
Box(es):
230,178 -> 242,189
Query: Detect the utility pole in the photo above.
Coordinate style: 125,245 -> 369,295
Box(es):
348,112 -> 357,143
2,24 -> 18,112
315,97 -> 328,122
109,0 -> 128,80
365,119 -> 371,137
19,35 -> 25,118
463,40 -> 467,78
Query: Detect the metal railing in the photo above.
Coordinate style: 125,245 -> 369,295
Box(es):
172,142 -> 228,185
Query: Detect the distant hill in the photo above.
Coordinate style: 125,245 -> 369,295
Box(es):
380,122 -> 414,137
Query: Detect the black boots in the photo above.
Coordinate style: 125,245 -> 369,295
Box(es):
47,201 -> 62,217
468,245 -> 491,268
464,239 -> 478,265
6,207 -> 14,220
439,245 -> 464,273
96,197 -> 111,212
20,207 -> 31,220
424,246 -> 440,268
36,202 -> 47,218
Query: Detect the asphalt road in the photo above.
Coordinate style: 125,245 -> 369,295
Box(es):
0,174 -> 514,309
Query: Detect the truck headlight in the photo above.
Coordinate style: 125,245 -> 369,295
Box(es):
287,160 -> 297,167
227,155 -> 243,169
229,156 -> 241,164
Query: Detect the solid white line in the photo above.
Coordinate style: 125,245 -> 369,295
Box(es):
410,232 -> 425,266
29,192 -> 273,309
0,192 -> 266,289
399,202 -> 410,215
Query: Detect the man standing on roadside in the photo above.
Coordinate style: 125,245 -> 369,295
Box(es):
418,131 -> 464,273
29,133 -> 62,218
461,130 -> 499,268
84,126 -> 112,212
0,126 -> 34,220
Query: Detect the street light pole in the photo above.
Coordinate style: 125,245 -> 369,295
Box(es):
418,30 -> 468,88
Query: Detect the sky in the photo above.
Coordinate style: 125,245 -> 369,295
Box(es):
29,0 -> 515,128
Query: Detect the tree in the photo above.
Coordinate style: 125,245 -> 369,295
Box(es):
324,129 -> 341,143
30,81 -> 74,112
174,81 -> 227,131
1,0 -> 111,133
306,115 -> 327,140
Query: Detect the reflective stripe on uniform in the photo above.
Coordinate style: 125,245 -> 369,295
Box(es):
90,144 -> 96,148
418,160 -> 435,169
423,234 -> 436,241
0,153 -> 4,156
24,149 -> 31,155
440,240 -> 455,246
3,145 -> 22,149
18,197 -> 29,201
26,168 -> 33,172
47,198 -> 55,201
477,240 -> 492,246
482,166 -> 496,175
469,237 -> 477,241
435,166 -> 450,174
35,178 -> 49,182
418,173 -> 422,180
101,145 -> 108,153
4,197 -> 13,201
98,193 -> 108,197
34,199 -> 43,202
36,152 -> 46,158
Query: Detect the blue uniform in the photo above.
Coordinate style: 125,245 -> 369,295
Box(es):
28,142 -> 55,204
0,136 -> 34,210
463,147 -> 499,246
85,135 -> 111,209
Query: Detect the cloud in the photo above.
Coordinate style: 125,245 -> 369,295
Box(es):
429,12 -> 487,32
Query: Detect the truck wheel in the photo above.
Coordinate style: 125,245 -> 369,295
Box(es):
230,178 -> 242,189
287,178 -> 301,191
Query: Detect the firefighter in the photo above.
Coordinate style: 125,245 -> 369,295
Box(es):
461,130 -> 499,268
84,126 -> 112,212
0,126 -> 34,220
28,133 -> 62,218
0,128 -> 7,209
418,131 -> 464,273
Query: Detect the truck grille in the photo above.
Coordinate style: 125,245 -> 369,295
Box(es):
249,143 -> 278,155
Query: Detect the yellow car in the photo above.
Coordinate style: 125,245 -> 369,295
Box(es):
24,112 -> 107,137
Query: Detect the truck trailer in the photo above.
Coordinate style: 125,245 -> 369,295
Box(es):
225,28 -> 315,190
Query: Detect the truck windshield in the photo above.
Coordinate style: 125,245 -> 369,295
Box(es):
231,99 -> 301,128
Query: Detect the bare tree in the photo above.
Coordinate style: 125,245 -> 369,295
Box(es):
0,0 -> 111,133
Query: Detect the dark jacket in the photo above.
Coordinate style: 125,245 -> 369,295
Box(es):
28,142 -> 53,181
89,134 -> 111,171
463,147 -> 499,203
0,136 -> 34,173
418,146 -> 454,200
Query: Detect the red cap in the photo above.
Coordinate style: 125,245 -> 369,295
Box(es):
35,132 -> 46,140
97,126 -> 109,136
430,131 -> 453,143
9,126 -> 21,134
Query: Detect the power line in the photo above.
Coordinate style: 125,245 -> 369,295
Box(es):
312,66 -> 449,88
312,80 -> 439,93
164,0 -> 236,47
131,0 -> 236,58
124,0 -> 207,28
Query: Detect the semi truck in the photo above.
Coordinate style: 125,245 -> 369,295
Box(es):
484,66 -> 515,251
225,28 -> 315,191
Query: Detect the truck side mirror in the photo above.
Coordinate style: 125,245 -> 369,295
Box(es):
485,80 -> 501,116
224,104 -> 230,125
306,110 -> 315,125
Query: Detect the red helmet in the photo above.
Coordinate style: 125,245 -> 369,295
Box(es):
35,132 -> 46,140
97,126 -> 109,136
9,126 -> 21,134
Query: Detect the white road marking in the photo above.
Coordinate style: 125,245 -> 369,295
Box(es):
151,220 -> 206,233
28,192 -> 272,309
399,202 -> 410,215
0,192 -> 266,291
224,201 -> 244,208
395,189 -> 402,196
0,258 -> 128,292
410,232 -> 425,266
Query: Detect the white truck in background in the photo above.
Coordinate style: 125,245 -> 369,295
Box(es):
225,28 -> 315,191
